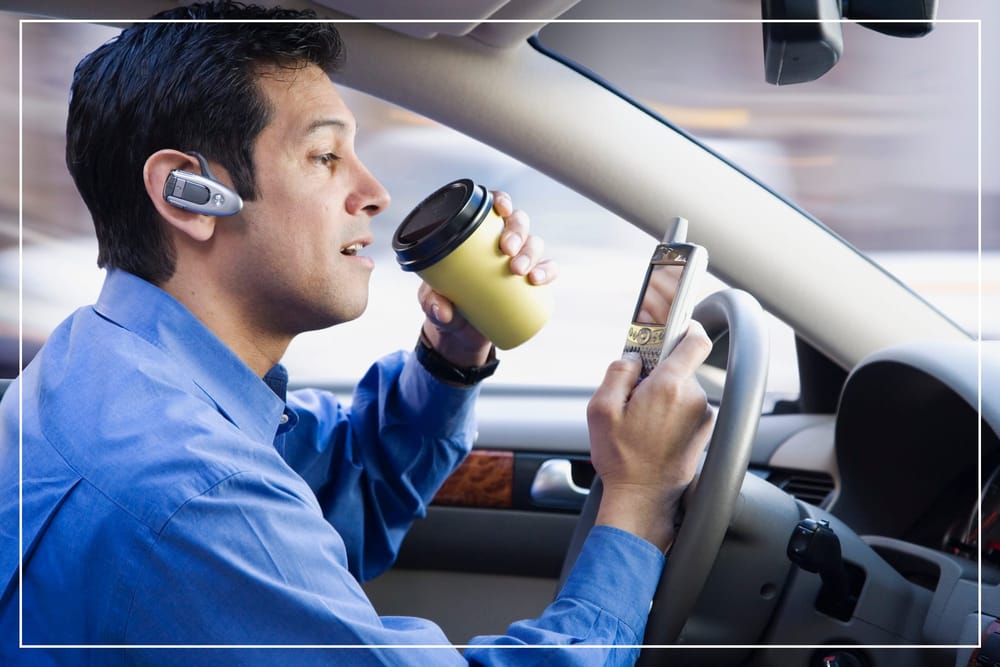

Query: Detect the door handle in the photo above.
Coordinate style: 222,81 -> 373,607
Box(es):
530,458 -> 590,510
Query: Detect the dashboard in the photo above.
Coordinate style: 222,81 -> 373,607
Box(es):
741,339 -> 1000,659
753,340 -> 998,563
831,341 -> 998,563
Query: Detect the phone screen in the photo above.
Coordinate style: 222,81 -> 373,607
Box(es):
626,251 -> 687,378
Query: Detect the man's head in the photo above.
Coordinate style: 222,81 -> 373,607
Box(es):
66,1 -> 347,284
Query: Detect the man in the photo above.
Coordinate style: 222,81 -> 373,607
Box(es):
0,2 -> 714,664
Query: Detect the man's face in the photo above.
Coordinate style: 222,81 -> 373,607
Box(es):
215,64 -> 390,337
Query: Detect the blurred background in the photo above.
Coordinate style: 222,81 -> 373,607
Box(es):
1,1 -> 997,400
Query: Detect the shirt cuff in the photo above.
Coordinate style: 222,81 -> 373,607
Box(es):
397,350 -> 481,438
557,525 -> 666,640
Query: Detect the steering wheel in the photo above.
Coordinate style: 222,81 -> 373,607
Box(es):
559,288 -> 770,650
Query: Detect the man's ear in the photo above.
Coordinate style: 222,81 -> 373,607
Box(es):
143,149 -> 218,243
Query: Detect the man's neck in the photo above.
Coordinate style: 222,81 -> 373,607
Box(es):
159,273 -> 291,378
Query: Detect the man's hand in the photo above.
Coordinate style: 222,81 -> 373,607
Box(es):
418,190 -> 558,367
587,322 -> 715,552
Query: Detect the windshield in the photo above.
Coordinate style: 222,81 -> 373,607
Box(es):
536,10 -> 996,340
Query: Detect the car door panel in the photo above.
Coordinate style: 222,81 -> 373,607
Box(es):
363,398 -> 838,642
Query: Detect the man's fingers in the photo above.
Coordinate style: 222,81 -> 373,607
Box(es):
510,233 -> 543,276
500,209 -> 530,257
529,258 -> 558,285
489,190 -> 558,285
653,320 -> 713,378
587,354 -> 642,425
418,282 -> 457,329
491,190 -> 513,218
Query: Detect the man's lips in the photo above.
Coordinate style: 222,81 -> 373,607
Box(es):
340,237 -> 372,256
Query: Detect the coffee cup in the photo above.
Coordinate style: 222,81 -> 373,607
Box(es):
392,179 -> 551,350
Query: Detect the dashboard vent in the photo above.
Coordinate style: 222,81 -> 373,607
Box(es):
765,468 -> 836,508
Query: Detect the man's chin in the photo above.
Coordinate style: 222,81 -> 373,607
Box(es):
320,297 -> 370,331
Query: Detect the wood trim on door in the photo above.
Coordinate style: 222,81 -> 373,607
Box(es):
433,449 -> 513,509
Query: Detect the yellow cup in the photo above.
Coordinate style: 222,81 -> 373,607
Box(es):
393,179 -> 551,350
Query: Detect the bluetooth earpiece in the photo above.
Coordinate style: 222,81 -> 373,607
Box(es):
163,151 -> 243,216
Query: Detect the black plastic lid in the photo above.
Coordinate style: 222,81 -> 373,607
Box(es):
392,179 -> 493,272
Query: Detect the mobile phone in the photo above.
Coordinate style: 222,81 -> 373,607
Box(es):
624,218 -> 708,379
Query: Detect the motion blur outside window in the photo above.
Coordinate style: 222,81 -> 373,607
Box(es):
4,13 -> 996,412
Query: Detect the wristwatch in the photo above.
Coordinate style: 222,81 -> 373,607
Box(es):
415,330 -> 499,386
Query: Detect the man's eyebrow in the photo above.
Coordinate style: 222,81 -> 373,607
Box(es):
304,118 -> 354,136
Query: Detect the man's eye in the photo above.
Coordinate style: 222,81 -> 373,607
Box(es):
316,153 -> 340,166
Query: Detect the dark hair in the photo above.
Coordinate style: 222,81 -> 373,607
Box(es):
66,2 -> 345,283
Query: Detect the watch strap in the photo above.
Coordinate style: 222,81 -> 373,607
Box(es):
415,330 -> 499,386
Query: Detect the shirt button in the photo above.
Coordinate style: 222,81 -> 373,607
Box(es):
279,413 -> 290,425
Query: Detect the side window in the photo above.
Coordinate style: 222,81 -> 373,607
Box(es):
288,88 -> 802,407
5,17 -> 801,411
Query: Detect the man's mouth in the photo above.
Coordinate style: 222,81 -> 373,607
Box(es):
341,239 -> 370,256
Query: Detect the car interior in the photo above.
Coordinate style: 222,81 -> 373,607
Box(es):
3,0 -> 999,665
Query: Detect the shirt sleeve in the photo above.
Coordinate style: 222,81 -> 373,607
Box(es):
123,470 -> 665,667
465,526 -> 666,666
279,350 -> 479,581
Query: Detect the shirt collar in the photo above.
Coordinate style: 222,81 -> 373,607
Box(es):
264,365 -> 299,435
93,269 -> 287,444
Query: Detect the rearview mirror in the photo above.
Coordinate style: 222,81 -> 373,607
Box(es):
761,0 -> 844,85
761,0 -> 937,85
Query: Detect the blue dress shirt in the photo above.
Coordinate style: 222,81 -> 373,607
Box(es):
0,269 -> 666,665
